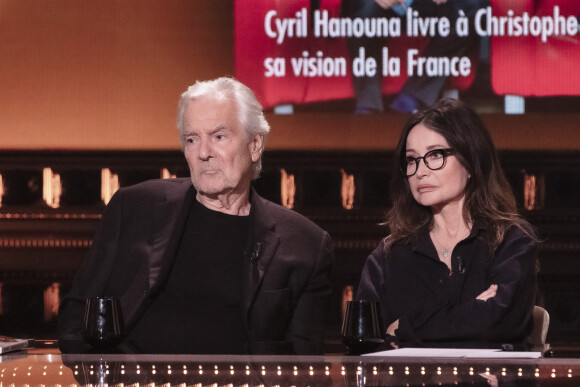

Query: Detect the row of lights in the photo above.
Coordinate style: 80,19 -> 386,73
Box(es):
0,168 -> 544,212
0,363 -> 575,386
0,167 -> 177,209
1,168 -> 357,210
76,363 -> 331,377
348,365 -> 574,379
0,363 -> 563,379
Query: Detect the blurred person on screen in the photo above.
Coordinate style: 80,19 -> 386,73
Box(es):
342,0 -> 488,114
58,77 -> 334,355
357,99 -> 539,345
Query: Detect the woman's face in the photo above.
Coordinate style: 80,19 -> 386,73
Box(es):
405,123 -> 470,212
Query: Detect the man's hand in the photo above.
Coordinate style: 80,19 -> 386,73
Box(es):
386,319 -> 400,336
374,0 -> 406,10
476,284 -> 498,301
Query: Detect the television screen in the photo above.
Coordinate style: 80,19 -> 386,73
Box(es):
0,1 -> 577,150
235,0 -> 580,115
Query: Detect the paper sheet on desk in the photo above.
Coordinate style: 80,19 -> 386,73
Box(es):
363,348 -> 543,358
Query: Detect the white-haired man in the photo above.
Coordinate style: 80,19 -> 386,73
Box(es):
58,77 -> 334,355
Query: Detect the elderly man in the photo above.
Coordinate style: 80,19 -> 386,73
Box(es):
58,77 -> 334,355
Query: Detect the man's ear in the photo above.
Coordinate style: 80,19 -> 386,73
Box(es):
249,134 -> 264,162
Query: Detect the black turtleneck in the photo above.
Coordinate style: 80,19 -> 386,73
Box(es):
125,198 -> 250,354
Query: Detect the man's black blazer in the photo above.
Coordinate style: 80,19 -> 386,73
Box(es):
58,178 -> 334,354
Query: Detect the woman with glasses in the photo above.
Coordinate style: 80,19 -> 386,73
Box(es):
357,98 -> 538,346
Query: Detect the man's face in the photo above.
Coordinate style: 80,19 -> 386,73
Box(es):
182,97 -> 263,199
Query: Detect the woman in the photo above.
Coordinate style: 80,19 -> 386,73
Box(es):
357,99 -> 538,345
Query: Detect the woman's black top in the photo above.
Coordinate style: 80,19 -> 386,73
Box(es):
357,220 -> 538,345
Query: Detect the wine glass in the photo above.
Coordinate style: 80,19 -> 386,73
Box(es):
341,300 -> 385,355
83,297 -> 124,351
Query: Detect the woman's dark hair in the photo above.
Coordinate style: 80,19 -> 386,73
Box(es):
384,98 -> 535,254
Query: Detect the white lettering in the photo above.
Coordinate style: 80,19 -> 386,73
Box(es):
406,9 -> 450,37
264,10 -> 277,40
290,51 -> 347,77
352,47 -> 376,77
382,47 -> 401,76
475,6 -> 578,42
264,8 -> 308,44
314,10 -> 400,38
264,57 -> 286,77
407,50 -> 471,77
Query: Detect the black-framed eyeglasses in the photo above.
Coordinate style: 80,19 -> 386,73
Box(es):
402,148 -> 454,177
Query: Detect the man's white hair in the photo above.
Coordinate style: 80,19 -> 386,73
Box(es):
176,77 -> 270,179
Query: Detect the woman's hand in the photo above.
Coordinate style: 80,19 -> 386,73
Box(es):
386,319 -> 400,336
476,284 -> 498,301
385,285 -> 496,338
